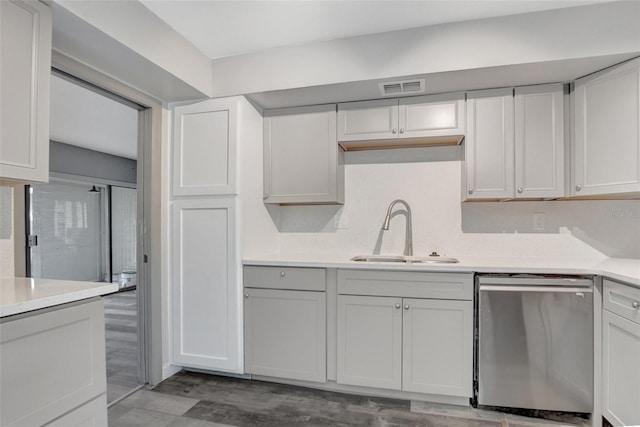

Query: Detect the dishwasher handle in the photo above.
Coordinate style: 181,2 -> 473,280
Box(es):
480,284 -> 593,293
477,276 -> 593,287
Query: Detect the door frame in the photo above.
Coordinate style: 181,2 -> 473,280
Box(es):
50,52 -> 165,386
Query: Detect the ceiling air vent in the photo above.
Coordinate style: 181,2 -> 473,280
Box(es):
379,79 -> 425,97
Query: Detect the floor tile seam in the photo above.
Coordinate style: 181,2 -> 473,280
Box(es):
119,400 -> 201,418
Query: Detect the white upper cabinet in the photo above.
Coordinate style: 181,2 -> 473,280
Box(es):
0,0 -> 51,183
573,58 -> 640,197
465,85 -> 566,200
337,94 -> 465,147
172,98 -> 237,196
399,93 -> 465,139
465,88 -> 515,200
337,99 -> 399,141
263,104 -> 344,205
514,84 -> 565,198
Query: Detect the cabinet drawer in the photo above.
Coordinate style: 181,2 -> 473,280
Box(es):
337,270 -> 473,300
604,279 -> 640,325
244,266 -> 326,291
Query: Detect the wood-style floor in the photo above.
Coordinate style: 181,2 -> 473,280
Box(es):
108,371 -> 587,427
104,289 -> 140,404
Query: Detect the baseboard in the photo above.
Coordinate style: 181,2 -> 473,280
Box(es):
161,363 -> 182,381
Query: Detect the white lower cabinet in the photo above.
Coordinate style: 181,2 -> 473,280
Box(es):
47,395 -> 108,427
602,279 -> 640,426
336,270 -> 473,399
0,299 -> 107,427
402,298 -> 473,396
244,288 -> 326,382
337,295 -> 402,390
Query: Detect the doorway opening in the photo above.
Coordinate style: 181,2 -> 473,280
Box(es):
25,68 -> 150,404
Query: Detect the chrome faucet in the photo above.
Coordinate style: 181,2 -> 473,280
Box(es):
381,199 -> 413,256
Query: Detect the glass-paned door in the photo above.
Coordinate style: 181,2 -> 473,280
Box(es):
111,186 -> 137,287
29,181 -> 107,281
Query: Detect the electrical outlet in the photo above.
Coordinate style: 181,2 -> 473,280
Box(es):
533,213 -> 545,231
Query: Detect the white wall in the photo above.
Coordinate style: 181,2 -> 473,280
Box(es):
52,0 -> 212,98
237,98 -> 280,259
0,186 -> 15,278
276,148 -> 639,260
210,1 -> 640,97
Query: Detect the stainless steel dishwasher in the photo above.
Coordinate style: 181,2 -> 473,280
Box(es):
477,275 -> 593,413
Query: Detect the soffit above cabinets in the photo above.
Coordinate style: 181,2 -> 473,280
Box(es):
139,0 -> 611,60
246,54 -> 638,110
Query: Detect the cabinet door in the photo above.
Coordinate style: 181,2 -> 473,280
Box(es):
465,89 -> 515,199
244,289 -> 326,382
602,310 -> 640,426
337,295 -> 402,390
0,0 -> 51,183
402,299 -> 473,397
0,300 -> 106,427
574,58 -> 640,197
264,105 -> 343,204
337,99 -> 399,141
47,395 -> 107,427
171,198 -> 240,372
515,84 -> 565,198
399,93 -> 465,139
172,98 -> 237,196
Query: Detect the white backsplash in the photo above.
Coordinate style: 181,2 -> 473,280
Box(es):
277,148 -> 640,259
0,186 -> 15,277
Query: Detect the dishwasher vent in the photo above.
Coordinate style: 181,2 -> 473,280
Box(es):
379,79 -> 425,97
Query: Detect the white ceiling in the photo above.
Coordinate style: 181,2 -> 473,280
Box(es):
140,0 -> 608,60
49,75 -> 139,160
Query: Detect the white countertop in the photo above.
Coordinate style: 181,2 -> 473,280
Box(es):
243,254 -> 640,287
0,277 -> 118,318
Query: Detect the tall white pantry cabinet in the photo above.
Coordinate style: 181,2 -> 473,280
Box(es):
170,97 -> 276,373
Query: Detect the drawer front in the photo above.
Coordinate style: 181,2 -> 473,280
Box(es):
337,269 -> 473,300
244,266 -> 326,291
604,279 -> 640,325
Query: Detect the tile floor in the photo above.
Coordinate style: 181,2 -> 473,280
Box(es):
108,371 -> 589,427
105,289 -> 141,404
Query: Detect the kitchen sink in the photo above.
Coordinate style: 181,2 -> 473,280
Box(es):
350,255 -> 459,264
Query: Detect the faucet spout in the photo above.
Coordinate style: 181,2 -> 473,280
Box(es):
381,199 -> 413,256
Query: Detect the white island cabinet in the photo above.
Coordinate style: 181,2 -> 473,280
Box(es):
0,0 -> 51,183
337,270 -> 473,404
602,278 -> 640,426
0,278 -> 115,427
573,58 -> 640,198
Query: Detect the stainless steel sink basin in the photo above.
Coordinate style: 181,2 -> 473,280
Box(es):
350,255 -> 459,264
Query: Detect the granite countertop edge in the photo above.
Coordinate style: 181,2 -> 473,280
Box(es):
1,278 -> 119,318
